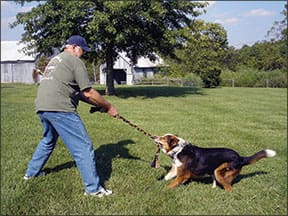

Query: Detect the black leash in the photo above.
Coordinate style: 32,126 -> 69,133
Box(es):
90,106 -> 161,168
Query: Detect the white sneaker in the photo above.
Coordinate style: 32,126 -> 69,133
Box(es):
23,171 -> 46,180
84,188 -> 113,197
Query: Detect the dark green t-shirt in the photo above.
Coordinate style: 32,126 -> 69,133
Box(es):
35,51 -> 91,112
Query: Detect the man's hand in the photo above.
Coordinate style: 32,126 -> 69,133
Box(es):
107,105 -> 118,117
90,105 -> 118,117
82,88 -> 118,117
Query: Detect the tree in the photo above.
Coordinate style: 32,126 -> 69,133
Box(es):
12,0 -> 207,95
266,3 -> 287,71
222,46 -> 240,72
163,19 -> 228,87
266,3 -> 287,42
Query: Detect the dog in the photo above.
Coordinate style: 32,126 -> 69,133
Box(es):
154,134 -> 276,191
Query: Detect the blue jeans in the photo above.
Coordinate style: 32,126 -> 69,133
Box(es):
25,111 -> 103,193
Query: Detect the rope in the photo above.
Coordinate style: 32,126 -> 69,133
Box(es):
117,116 -> 156,140
117,115 -> 161,169
90,106 -> 161,168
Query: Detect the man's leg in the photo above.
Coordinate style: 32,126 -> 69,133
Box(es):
25,112 -> 58,177
46,112 -> 102,194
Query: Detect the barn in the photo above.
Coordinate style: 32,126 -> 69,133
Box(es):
1,41 -> 37,84
99,52 -> 164,85
1,42 -> 164,85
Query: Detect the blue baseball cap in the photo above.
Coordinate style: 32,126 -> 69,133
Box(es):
66,35 -> 91,52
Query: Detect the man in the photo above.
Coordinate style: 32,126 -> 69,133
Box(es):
24,35 -> 118,197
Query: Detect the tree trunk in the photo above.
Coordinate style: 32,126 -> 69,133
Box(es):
105,50 -> 116,95
92,59 -> 97,83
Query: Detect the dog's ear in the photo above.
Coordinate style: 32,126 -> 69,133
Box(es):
167,135 -> 179,147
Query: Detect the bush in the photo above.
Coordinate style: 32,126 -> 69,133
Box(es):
182,73 -> 203,87
221,66 -> 287,88
266,69 -> 287,88
201,67 -> 222,88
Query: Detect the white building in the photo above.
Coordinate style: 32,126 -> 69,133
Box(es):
1,41 -> 37,84
100,52 -> 164,85
1,42 -> 164,85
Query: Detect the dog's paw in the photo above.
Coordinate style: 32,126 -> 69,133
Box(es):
164,174 -> 177,181
212,179 -> 217,188
164,175 -> 170,181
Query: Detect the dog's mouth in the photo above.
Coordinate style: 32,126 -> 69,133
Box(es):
157,142 -> 164,147
154,139 -> 164,148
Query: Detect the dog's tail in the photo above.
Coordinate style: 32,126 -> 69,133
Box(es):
241,149 -> 276,166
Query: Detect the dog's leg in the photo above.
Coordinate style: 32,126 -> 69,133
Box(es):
168,176 -> 188,189
222,168 -> 241,190
214,163 -> 233,191
167,167 -> 191,189
214,163 -> 232,191
164,164 -> 177,180
214,163 -> 241,192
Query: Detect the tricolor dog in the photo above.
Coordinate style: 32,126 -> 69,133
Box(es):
154,134 -> 276,191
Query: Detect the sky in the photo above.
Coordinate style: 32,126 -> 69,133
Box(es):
1,1 -> 286,49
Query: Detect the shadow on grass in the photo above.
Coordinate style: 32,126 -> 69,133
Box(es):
96,86 -> 205,99
43,161 -> 76,174
157,168 -> 268,189
42,139 -> 145,185
42,143 -> 268,190
94,139 -> 142,185
233,171 -> 268,185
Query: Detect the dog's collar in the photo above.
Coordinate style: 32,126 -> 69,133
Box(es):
167,141 -> 188,157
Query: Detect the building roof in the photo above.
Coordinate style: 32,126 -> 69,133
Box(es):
135,56 -> 164,68
118,52 -> 164,68
1,41 -> 36,62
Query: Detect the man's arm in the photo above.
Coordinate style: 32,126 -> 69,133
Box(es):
80,87 -> 118,117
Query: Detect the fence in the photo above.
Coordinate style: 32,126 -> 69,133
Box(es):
221,79 -> 286,88
135,78 -> 183,86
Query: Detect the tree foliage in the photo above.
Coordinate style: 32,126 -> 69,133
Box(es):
223,4 -> 287,73
236,41 -> 286,71
12,0 -> 207,95
11,1 -> 93,56
12,1 -> 286,89
266,3 -> 287,42
162,20 -> 228,87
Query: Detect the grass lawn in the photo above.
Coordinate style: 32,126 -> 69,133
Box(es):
1,84 -> 287,215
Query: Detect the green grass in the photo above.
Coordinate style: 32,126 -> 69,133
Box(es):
1,84 -> 287,215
